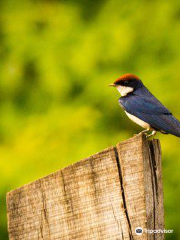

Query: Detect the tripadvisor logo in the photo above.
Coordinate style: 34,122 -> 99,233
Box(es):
135,227 -> 143,235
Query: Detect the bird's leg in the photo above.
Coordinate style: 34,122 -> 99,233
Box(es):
139,129 -> 149,134
134,128 -> 149,136
146,130 -> 157,138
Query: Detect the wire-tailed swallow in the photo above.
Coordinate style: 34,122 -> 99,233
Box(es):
109,73 -> 180,138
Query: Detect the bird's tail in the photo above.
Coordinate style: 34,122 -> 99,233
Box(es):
164,115 -> 180,138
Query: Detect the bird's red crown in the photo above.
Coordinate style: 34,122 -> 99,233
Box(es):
114,73 -> 140,84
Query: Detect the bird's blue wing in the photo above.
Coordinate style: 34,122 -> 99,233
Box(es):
119,87 -> 171,115
119,88 -> 180,137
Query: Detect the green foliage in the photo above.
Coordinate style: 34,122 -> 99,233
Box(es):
0,0 -> 180,239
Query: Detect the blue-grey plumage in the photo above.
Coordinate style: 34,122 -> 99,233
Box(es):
119,87 -> 180,137
109,73 -> 180,138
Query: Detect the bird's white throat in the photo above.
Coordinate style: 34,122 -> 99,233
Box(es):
116,86 -> 134,96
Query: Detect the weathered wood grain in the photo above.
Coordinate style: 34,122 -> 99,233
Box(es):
7,134 -> 164,240
116,134 -> 164,240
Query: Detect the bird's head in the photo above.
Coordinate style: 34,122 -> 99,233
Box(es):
109,73 -> 143,96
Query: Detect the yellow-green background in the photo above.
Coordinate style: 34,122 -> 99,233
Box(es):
1,0 -> 180,239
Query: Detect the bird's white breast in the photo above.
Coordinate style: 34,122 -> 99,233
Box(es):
125,111 -> 150,129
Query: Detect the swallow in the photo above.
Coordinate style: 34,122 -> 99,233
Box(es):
109,73 -> 180,138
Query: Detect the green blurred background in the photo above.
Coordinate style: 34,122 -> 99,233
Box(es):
0,0 -> 180,239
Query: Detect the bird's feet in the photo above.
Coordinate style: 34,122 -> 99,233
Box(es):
134,129 -> 157,138
133,129 -> 149,137
146,131 -> 157,138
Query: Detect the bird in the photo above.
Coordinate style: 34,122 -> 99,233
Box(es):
109,73 -> 180,138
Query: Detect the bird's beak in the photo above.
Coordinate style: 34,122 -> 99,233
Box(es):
109,83 -> 116,87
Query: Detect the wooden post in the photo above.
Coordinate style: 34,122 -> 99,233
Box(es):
6,134 -> 164,240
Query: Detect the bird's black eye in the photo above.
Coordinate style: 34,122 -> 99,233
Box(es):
124,80 -> 129,86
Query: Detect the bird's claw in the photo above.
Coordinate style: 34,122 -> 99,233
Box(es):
134,132 -> 148,137
146,131 -> 157,138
